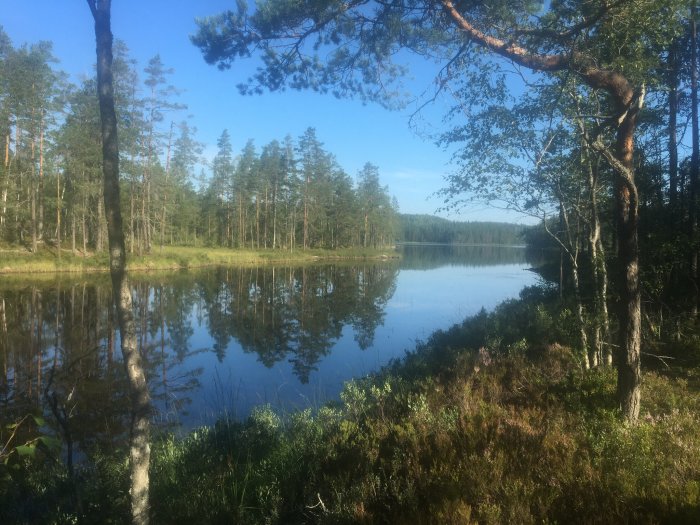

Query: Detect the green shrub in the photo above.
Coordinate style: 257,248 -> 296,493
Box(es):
5,287 -> 700,524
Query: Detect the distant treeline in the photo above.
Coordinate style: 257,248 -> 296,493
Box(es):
398,214 -> 529,245
0,32 -> 398,255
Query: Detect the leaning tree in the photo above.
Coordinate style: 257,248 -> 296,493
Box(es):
192,0 -> 686,422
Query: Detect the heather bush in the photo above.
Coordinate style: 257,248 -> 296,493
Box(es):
4,288 -> 700,524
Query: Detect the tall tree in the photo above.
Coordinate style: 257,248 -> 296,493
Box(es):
690,2 -> 700,313
139,54 -> 184,253
258,139 -> 286,248
0,38 -> 63,249
85,2 -> 151,524
167,121 -> 202,245
58,79 -> 102,254
357,162 -> 393,248
296,127 -> 335,249
112,40 -> 144,254
191,0 -> 687,421
210,129 -> 235,245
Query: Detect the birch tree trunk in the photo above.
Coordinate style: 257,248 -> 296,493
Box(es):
86,1 -> 151,523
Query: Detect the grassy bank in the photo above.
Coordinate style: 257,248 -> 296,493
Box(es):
2,286 -> 700,524
0,245 -> 399,275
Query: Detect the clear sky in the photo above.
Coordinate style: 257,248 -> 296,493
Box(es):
3,0 -> 529,223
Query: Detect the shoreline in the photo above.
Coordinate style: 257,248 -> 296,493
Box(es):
0,246 -> 400,276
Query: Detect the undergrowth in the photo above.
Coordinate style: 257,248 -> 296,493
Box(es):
2,286 -> 700,524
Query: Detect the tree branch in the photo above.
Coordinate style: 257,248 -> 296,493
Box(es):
439,0 -> 635,106
439,0 -> 568,72
86,0 -> 97,20
512,0 -> 631,42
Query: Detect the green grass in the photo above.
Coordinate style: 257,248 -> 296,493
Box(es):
0,245 -> 399,275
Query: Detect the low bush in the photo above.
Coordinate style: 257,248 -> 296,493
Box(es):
3,287 -> 700,524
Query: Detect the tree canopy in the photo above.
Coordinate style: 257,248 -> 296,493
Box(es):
191,0 -> 692,422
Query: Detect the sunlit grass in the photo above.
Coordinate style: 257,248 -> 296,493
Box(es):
0,245 -> 399,275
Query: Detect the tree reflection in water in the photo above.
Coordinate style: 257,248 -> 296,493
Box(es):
397,243 -> 535,270
194,263 -> 397,382
0,261 -> 398,449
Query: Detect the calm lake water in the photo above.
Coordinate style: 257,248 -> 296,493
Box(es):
1,245 -> 538,445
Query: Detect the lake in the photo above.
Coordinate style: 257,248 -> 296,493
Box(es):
0,245 -> 538,446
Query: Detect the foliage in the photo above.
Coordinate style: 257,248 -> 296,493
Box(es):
4,287 -> 700,523
0,33 -> 399,255
399,214 -> 529,245
1,414 -> 61,473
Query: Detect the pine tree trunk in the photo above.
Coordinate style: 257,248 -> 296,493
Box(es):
1,133 -> 9,233
38,113 -> 44,243
129,180 -> 135,254
364,213 -> 369,248
71,213 -> 76,254
239,195 -> 244,248
56,169 -> 61,260
140,168 -> 147,255
256,194 -> 260,249
668,40 -> 680,209
160,122 -> 172,250
31,133 -> 37,252
14,125 -> 20,243
272,181 -> 277,249
82,206 -> 87,254
263,186 -> 268,248
691,2 -> 700,316
96,197 -> 104,252
614,102 -> 641,422
303,176 -> 309,250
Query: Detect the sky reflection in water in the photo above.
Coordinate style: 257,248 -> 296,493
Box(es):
0,246 -> 539,441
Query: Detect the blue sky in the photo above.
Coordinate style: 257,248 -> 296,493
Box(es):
3,0 -> 529,223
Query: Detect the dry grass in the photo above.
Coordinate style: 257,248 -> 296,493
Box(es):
0,245 -> 399,276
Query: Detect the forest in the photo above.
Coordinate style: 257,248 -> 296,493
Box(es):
0,31 -> 399,254
0,25 -> 540,260
3,0 -> 700,524
399,214 -> 528,245
191,0 -> 700,427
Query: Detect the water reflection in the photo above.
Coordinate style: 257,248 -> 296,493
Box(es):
0,279 -> 133,454
1,248 -> 540,447
398,243 -> 531,270
0,262 -> 398,444
192,265 -> 397,381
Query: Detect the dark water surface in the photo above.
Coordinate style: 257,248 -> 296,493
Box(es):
0,245 -> 538,446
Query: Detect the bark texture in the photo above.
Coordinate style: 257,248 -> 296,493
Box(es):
691,3 -> 700,315
87,1 -> 151,523
440,0 -> 642,420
